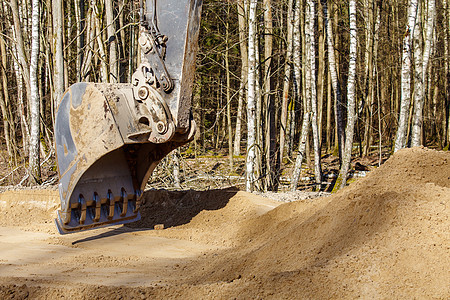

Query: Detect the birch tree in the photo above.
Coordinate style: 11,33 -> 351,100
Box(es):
286,0 -> 301,158
291,0 -> 312,191
10,0 -> 31,104
394,0 -> 418,152
246,0 -> 257,192
309,1 -> 322,186
105,0 -> 118,82
412,0 -> 436,147
263,0 -> 276,191
279,0 -> 294,164
93,0 -> 109,82
335,0 -> 357,190
29,0 -> 41,183
52,0 -> 65,107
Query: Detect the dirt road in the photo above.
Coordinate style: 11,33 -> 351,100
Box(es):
0,147 -> 449,299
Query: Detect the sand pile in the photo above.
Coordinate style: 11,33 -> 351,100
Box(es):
182,147 -> 449,298
0,147 -> 448,299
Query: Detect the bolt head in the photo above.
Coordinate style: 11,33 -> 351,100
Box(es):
156,121 -> 166,134
138,86 -> 149,100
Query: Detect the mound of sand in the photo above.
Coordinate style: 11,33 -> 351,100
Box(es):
0,147 -> 448,299
182,147 -> 449,298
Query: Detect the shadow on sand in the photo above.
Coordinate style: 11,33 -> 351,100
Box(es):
71,187 -> 239,244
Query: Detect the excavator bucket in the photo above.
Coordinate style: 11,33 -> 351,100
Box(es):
54,0 -> 202,234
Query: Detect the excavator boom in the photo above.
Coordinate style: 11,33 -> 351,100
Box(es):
54,0 -> 202,234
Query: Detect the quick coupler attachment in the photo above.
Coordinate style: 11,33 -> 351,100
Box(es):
54,189 -> 142,234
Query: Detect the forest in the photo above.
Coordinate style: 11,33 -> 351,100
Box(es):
0,0 -> 448,192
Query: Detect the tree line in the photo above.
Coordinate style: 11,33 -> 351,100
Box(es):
0,0 -> 448,191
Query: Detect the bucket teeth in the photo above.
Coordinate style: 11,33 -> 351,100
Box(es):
120,188 -> 128,217
107,190 -> 115,220
134,190 -> 142,213
55,189 -> 142,234
94,193 -> 101,222
79,195 -> 87,225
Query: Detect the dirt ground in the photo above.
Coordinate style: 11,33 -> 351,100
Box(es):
0,147 -> 448,299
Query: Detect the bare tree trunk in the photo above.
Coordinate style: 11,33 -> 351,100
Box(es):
254,7 -> 262,191
324,0 -> 343,162
326,68 -> 332,151
11,38 -> 30,155
395,0 -> 418,152
362,0 -> 374,157
317,0 -> 325,145
335,0 -> 357,190
308,0 -> 322,186
225,1 -> 233,168
411,1 -> 424,147
10,0 -> 31,105
291,0 -> 311,191
75,0 -> 86,81
234,0 -> 248,156
279,0 -> 294,164
292,0 -> 301,127
105,0 -> 118,82
263,0 -> 276,191
0,73 -> 12,158
52,0 -> 65,107
246,0 -> 257,192
29,0 -> 41,184
286,0 -> 299,159
93,0 -> 109,83
412,0 -> 435,147
81,9 -> 96,81
0,34 -> 13,159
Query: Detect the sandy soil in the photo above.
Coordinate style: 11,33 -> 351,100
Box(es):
0,147 -> 448,299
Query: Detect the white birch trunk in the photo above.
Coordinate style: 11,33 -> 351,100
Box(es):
394,0 -> 418,152
263,0 -> 276,191
279,0 -> 294,164
81,11 -> 96,81
308,1 -> 322,186
291,0 -> 311,191
411,2 -> 423,147
10,0 -> 31,107
292,0 -> 301,116
92,0 -> 108,82
52,0 -> 65,107
105,0 -> 118,83
412,0 -> 435,147
75,0 -> 86,81
336,0 -> 357,190
287,0 -> 300,158
29,0 -> 40,183
12,39 -> 29,154
246,0 -> 257,192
